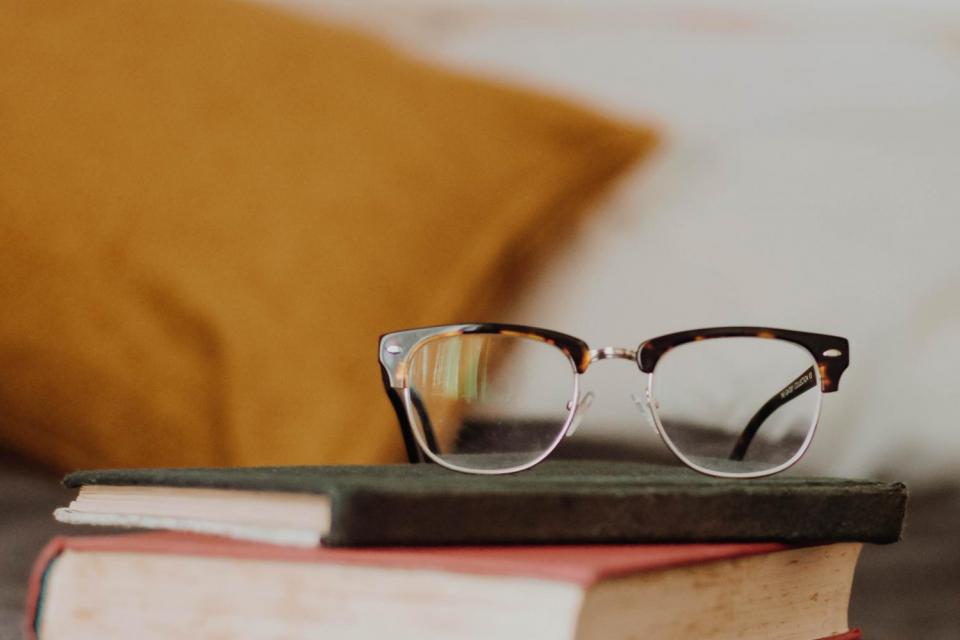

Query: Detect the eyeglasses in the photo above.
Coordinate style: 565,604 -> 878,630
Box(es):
379,324 -> 849,478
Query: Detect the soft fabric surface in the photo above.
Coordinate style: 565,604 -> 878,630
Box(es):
0,0 -> 654,470
313,0 -> 960,483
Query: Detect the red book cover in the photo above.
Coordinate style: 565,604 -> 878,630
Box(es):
25,533 -> 861,639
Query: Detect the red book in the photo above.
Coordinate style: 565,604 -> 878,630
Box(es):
27,533 -> 862,640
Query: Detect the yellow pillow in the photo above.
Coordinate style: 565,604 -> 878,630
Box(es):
0,0 -> 656,470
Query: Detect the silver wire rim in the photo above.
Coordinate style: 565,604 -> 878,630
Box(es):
401,348 -> 581,476
398,335 -> 824,478
644,355 -> 824,479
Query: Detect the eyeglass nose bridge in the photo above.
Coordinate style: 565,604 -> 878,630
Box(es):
588,346 -> 638,365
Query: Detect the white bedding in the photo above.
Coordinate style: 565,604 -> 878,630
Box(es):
270,1 -> 960,481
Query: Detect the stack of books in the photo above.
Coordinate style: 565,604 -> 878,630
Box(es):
28,461 -> 906,639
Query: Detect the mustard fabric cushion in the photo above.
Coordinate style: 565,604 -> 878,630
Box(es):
0,0 -> 656,470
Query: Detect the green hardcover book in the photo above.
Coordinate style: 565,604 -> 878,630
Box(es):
55,461 -> 907,547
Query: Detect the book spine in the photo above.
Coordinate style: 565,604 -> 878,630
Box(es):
327,486 -> 906,546
23,537 -> 68,640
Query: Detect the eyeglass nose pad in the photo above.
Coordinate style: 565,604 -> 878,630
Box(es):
565,391 -> 595,437
630,392 -> 660,436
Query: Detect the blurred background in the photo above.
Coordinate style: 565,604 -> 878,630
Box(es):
302,0 -> 960,483
1,0 -> 958,638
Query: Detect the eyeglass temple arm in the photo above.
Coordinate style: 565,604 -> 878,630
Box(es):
379,366 -> 436,464
728,365 -> 818,461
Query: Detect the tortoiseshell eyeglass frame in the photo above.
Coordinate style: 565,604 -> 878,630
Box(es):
379,324 -> 849,479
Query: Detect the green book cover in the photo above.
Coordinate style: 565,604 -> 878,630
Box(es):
62,461 -> 907,547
